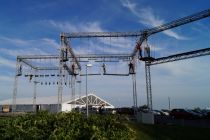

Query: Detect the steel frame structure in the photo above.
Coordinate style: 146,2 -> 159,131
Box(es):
144,47 -> 210,110
60,9 -> 210,111
12,53 -> 135,112
12,9 -> 210,113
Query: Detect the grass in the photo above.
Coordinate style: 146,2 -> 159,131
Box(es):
127,121 -> 210,140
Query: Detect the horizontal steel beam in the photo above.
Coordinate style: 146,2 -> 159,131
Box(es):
17,54 -> 132,59
132,9 -> 210,58
62,32 -> 142,38
150,47 -> 210,65
147,9 -> 210,36
80,73 -> 101,76
104,73 -> 129,76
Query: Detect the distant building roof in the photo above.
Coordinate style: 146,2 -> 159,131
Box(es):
0,95 -> 71,105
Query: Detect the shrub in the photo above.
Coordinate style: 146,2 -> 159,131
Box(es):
0,111 -> 135,140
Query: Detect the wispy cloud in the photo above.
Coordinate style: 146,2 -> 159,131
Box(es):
121,0 -> 188,40
0,36 -> 60,71
44,20 -> 136,53
0,56 -> 16,68
45,20 -> 104,32
0,36 -> 60,57
0,48 -> 49,57
152,57 -> 210,79
41,38 -> 60,49
0,36 -> 31,46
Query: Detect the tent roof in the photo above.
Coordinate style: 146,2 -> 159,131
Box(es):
65,94 -> 114,108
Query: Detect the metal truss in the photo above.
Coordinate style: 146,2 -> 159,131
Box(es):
17,54 -> 132,71
144,47 -> 210,111
63,9 -> 210,113
132,74 -> 138,114
11,9 -> 210,113
150,47 -> 210,65
62,32 -> 142,38
62,9 -> 210,39
132,9 -> 210,58
17,54 -> 132,60
12,53 -> 134,112
58,9 -> 210,61
145,62 -> 153,111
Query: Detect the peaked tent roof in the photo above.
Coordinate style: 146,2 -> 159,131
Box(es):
65,94 -> 114,108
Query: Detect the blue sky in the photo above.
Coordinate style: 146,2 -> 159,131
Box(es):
0,0 -> 210,109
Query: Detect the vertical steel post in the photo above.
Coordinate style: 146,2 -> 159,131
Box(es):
132,74 -> 138,115
33,70 -> 38,113
76,79 -> 82,112
85,65 -> 89,118
33,70 -> 39,113
33,81 -> 37,112
168,97 -> 171,110
12,59 -> 21,113
71,75 -> 76,109
86,66 -> 89,117
12,76 -> 18,113
145,62 -> 153,111
57,34 -> 65,112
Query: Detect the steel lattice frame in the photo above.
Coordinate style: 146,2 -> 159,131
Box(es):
12,9 -> 210,113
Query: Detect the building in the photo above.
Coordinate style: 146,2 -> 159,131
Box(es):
0,93 -> 114,113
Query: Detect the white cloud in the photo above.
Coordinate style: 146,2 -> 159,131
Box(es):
152,57 -> 210,78
41,38 -> 60,49
121,0 -> 188,40
0,36 -> 59,50
0,48 -> 49,57
0,36 -> 60,57
47,20 -> 78,32
44,20 -> 138,53
98,37 -> 134,50
0,36 -> 31,46
0,56 -> 16,68
46,20 -> 104,32
73,39 -> 132,55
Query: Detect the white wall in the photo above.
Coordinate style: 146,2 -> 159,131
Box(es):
62,103 -> 72,112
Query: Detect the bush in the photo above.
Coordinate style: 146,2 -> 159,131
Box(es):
0,111 -> 135,140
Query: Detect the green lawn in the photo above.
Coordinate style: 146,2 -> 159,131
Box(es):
128,122 -> 210,140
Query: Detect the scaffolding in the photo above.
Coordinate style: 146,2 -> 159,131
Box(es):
11,9 -> 210,113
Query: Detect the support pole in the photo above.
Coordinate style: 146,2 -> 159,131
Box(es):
86,66 -> 89,117
76,78 -> 82,112
168,97 -> 171,110
145,62 -> 153,111
12,75 -> 18,113
33,70 -> 38,112
33,81 -> 37,112
57,36 -> 65,112
57,63 -> 63,112
132,74 -> 138,115
71,75 -> 76,109
12,59 -> 21,113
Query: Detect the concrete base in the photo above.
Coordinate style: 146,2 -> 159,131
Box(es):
137,112 -> 154,124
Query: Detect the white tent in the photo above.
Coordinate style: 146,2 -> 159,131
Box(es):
0,93 -> 114,112
62,93 -> 114,111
